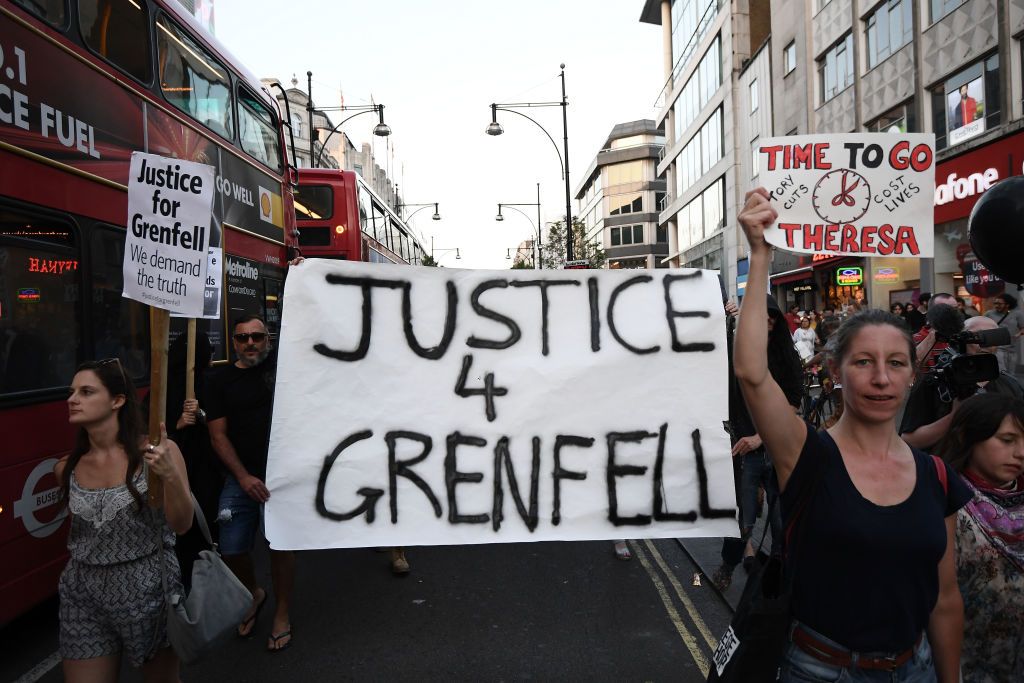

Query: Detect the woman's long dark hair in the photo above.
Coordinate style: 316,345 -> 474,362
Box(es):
936,393 -> 1024,472
61,359 -> 146,510
767,308 -> 804,407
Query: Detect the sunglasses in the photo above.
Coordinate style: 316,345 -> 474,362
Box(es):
97,357 -> 128,386
233,332 -> 268,343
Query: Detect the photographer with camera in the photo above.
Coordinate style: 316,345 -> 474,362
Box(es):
901,307 -> 1022,451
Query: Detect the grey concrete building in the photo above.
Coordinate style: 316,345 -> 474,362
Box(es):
574,120 -> 667,269
643,0 -> 1024,308
641,0 -> 770,294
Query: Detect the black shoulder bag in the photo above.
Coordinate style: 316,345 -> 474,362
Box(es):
706,463 -> 821,682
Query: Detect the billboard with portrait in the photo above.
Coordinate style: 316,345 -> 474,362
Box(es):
947,74 -> 985,146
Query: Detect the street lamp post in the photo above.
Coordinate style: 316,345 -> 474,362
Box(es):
308,72 -> 391,168
485,65 -> 573,261
495,183 -> 542,268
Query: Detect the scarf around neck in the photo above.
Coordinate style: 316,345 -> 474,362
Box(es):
961,470 -> 1024,573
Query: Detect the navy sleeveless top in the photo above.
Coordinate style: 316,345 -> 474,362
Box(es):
781,422 -> 972,652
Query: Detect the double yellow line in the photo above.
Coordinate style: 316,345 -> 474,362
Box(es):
631,539 -> 719,678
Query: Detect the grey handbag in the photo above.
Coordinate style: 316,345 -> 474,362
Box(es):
157,492 -> 253,664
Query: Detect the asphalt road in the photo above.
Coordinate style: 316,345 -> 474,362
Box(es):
2,539 -> 733,682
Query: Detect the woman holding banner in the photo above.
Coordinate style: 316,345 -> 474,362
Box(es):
734,187 -> 971,682
56,358 -> 193,682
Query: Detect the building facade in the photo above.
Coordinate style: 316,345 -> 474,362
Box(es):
575,121 -> 668,269
641,0 -> 770,292
643,0 -> 1024,310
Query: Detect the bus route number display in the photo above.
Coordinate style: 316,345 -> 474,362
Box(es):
758,133 -> 935,258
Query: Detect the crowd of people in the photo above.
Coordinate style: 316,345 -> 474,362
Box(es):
51,216 -> 1023,681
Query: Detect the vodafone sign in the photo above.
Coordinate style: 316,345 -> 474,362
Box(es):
933,130 -> 1024,223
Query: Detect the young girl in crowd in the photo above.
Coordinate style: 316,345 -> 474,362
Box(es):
56,359 -> 192,682
937,393 -> 1024,682
735,187 -> 971,682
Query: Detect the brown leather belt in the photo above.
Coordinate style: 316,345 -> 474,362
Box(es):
792,625 -> 920,672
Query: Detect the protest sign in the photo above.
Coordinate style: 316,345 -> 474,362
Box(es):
265,260 -> 736,550
123,152 -> 215,317
757,134 -> 935,258
171,247 -> 223,319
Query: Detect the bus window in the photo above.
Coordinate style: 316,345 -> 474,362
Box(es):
13,0 -> 67,27
90,226 -> 150,382
369,200 -> 386,244
0,209 -> 80,395
237,87 -> 283,173
79,0 -> 151,83
294,185 -> 333,221
357,187 -> 370,231
397,226 -> 408,262
156,15 -> 234,140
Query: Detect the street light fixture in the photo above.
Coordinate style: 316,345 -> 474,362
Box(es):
401,202 -> 442,222
495,183 -> 543,269
308,71 -> 391,168
485,64 -> 574,261
431,236 -> 460,263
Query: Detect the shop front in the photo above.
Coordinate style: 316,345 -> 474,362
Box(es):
770,252 -> 867,313
932,128 -> 1024,306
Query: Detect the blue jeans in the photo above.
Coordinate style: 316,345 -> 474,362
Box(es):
781,622 -> 936,682
217,475 -> 264,556
740,450 -> 783,558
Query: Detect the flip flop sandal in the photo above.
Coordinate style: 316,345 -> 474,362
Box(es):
237,590 -> 267,639
613,541 -> 632,561
267,630 -> 292,652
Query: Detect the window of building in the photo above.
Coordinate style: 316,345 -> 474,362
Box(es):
671,0 -> 721,81
657,224 -> 668,243
867,102 -> 916,133
930,0 -> 965,24
677,177 -> 724,250
866,0 -> 912,69
784,41 -> 797,75
751,136 -> 760,178
609,224 -> 644,247
931,54 -> 1000,150
606,160 -> 644,186
238,88 -> 283,172
750,79 -> 759,112
610,135 -> 649,149
609,193 -> 643,216
79,0 -> 151,83
818,33 -> 854,103
675,107 -> 723,199
290,112 -> 304,140
655,191 -> 667,212
673,35 -> 722,142
156,15 -> 233,140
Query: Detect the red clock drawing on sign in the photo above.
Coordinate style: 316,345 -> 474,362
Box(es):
811,169 -> 872,224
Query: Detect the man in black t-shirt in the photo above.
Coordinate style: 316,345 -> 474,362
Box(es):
207,315 -> 295,652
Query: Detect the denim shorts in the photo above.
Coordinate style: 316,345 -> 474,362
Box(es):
217,475 -> 264,556
781,622 -> 936,682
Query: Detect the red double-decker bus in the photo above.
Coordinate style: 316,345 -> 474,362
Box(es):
294,168 -> 428,264
0,0 -> 298,624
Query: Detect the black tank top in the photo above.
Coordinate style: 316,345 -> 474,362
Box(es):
781,422 -> 972,652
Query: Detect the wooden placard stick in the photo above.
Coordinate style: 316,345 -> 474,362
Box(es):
185,318 -> 197,401
147,306 -> 170,507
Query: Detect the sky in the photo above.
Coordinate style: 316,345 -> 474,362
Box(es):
214,0 -> 665,268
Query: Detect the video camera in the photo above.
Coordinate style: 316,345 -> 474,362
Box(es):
924,304 -> 1012,401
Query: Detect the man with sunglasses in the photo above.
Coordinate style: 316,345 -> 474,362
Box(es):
206,315 -> 295,652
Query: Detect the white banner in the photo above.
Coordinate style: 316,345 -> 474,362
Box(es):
123,152 -> 214,316
758,133 -> 935,258
265,260 -> 737,550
